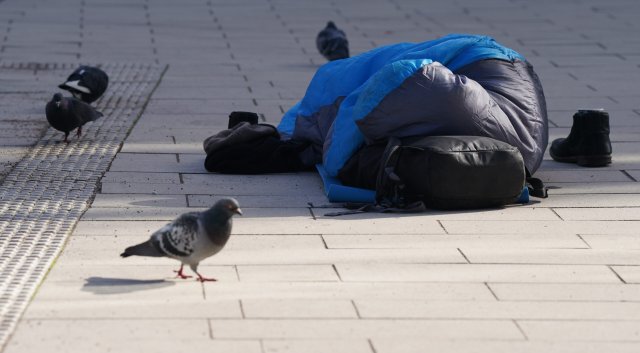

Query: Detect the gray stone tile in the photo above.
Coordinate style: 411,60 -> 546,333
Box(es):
462,248 -> 640,265
555,207 -> 640,221
610,266 -> 640,284
208,319 -> 522,340
242,299 -> 358,318
544,181 -> 640,194
5,327 -> 260,353
440,220 -> 640,235
24,297 -> 241,319
91,194 -> 187,208
535,169 -> 631,183
518,320 -> 640,341
581,234 -> 640,250
322,233 -> 586,249
525,194 -> 640,208
237,265 -> 339,282
101,171 -> 181,184
336,264 -> 619,283
489,283 -> 640,302
187,194 -> 331,208
356,300 -> 640,320
263,340 -> 371,353
371,340 -> 640,353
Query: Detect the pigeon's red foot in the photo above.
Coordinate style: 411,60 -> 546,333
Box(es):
174,265 -> 192,279
76,126 -> 82,138
196,272 -> 217,282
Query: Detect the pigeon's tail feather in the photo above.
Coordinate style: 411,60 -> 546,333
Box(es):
121,240 -> 163,258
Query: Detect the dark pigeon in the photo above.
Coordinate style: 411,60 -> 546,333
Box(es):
58,66 -> 109,104
316,21 -> 350,61
45,93 -> 103,143
121,198 -> 242,282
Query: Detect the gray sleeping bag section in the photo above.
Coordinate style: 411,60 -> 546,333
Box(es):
288,58 -> 548,174
355,59 -> 547,173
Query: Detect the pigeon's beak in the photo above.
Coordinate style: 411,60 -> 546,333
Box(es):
55,101 -> 61,108
234,208 -> 243,216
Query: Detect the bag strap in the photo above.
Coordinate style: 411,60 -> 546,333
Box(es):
324,201 -> 427,216
525,168 -> 548,198
375,137 -> 407,206
326,137 -> 429,216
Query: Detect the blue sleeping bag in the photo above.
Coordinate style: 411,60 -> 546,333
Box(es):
278,34 -> 548,202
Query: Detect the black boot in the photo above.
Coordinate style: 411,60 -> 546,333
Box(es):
550,110 -> 612,167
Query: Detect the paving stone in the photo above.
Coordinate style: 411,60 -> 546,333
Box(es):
525,194 -> 640,208
580,234 -> 640,250
101,171 -> 181,184
462,248 -> 640,265
263,340 -> 372,353
237,265 -> 339,282
4,323 -> 262,353
535,169 -> 631,183
543,181 -> 640,194
121,142 -> 204,154
357,299 -> 640,320
322,234 -> 587,249
555,207 -> 640,221
518,320 -> 640,341
188,194 -> 332,208
610,266 -> 640,283
242,299 -> 358,318
371,340 -> 640,353
234,216 -> 445,235
440,220 -> 640,235
488,283 -> 640,302
208,318 -> 522,340
7,318 -> 210,343
225,235 -> 326,250
44,260 -> 239,283
336,264 -> 619,283
73,220 -> 170,237
91,194 -> 187,208
23,297 -> 241,319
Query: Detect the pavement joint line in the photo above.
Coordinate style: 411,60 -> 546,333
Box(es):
0,61 -> 163,349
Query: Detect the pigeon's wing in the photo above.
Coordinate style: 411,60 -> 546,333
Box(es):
151,212 -> 201,258
68,99 -> 103,124
79,67 -> 109,103
60,67 -> 109,103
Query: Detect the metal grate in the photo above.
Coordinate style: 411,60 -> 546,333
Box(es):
0,62 -> 165,349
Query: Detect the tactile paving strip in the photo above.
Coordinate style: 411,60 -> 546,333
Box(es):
0,62 -> 165,348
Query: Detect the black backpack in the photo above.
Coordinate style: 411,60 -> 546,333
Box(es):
328,135 -> 546,216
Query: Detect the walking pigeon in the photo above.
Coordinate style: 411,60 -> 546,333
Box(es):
316,21 -> 350,61
58,66 -> 109,104
120,198 -> 242,282
45,93 -> 103,143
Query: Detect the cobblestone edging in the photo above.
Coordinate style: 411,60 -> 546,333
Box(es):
0,62 -> 165,348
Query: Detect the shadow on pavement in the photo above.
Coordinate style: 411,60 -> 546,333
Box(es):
82,276 -> 174,295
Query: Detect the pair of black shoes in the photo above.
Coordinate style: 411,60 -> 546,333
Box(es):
550,110 -> 612,167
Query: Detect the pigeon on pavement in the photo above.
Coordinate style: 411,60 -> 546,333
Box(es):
316,21 -> 350,61
45,93 -> 104,143
58,66 -> 109,104
120,198 -> 242,282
